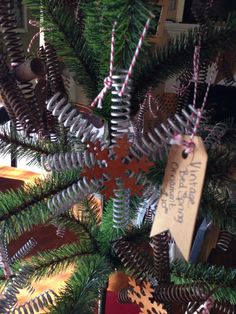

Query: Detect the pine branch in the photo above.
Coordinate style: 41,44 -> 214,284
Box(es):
133,18 -> 236,96
171,260 -> 236,304
0,170 -> 80,241
200,179 -> 236,232
50,255 -> 112,314
0,125 -> 66,166
25,241 -> 95,281
97,200 -> 126,255
24,0 -> 98,98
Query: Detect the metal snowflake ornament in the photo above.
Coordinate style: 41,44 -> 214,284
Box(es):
82,135 -> 154,199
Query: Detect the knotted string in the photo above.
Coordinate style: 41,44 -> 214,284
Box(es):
90,21 -> 117,108
90,5 -> 155,108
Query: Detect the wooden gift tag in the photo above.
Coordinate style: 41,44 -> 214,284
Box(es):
150,135 -> 208,260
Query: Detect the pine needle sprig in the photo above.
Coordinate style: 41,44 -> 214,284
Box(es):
0,170 -> 80,241
0,125 -> 66,166
26,241 -> 95,282
171,260 -> 236,304
24,0 -> 98,98
50,255 -> 112,314
133,18 -> 236,97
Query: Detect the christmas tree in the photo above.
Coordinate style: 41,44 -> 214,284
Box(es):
0,0 -> 235,313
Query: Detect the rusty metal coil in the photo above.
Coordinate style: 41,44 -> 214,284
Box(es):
0,72 -> 43,133
154,283 -> 210,304
217,230 -> 234,252
144,206 -> 154,224
11,289 -> 57,314
38,46 -> 47,66
112,239 -> 155,281
0,0 -> 39,109
151,232 -> 171,285
0,0 -> 24,66
212,300 -> 236,314
118,288 -> 133,304
204,122 -> 228,150
45,42 -> 66,95
129,104 -> 199,160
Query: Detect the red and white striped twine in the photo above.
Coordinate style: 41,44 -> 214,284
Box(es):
171,41 -> 218,154
27,20 -> 45,53
192,42 -> 201,109
198,297 -> 215,314
184,60 -> 218,153
118,15 -> 152,97
90,21 -> 117,108
90,6 -> 154,107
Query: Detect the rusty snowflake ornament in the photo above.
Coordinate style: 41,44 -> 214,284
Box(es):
83,135 -> 153,199
128,277 -> 168,314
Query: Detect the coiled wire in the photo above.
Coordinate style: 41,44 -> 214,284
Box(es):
216,230 -> 234,252
0,0 -> 41,116
111,70 -> 131,144
45,42 -> 67,94
47,176 -> 104,216
37,45 -> 61,141
10,238 -> 37,264
47,92 -> 100,143
204,122 -> 228,150
11,289 -> 57,314
212,301 -> 236,314
112,178 -> 130,229
118,288 -> 132,304
51,219 -> 65,238
129,104 -> 200,160
151,232 -> 170,285
112,239 -> 155,281
0,266 -> 34,312
154,283 -> 210,304
42,149 -> 97,172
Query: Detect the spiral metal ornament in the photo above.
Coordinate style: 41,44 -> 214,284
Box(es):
0,266 -> 34,312
0,0 -> 41,110
47,92 -> 100,143
11,289 -> 57,314
0,75 -> 18,127
118,288 -> 133,304
111,70 -> 131,144
10,238 -> 37,264
51,219 -> 65,238
113,239 -> 155,281
135,184 -> 159,226
185,301 -> 202,314
38,46 -> 47,66
47,176 -> 104,216
42,149 -> 97,172
212,301 -> 236,314
151,232 -> 170,285
112,178 -> 130,229
204,122 -> 228,150
0,72 -> 42,133
216,230 -> 234,252
144,206 -> 154,224
129,104 -> 200,160
0,0 -> 24,65
154,283 -> 210,304
45,42 -> 67,94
